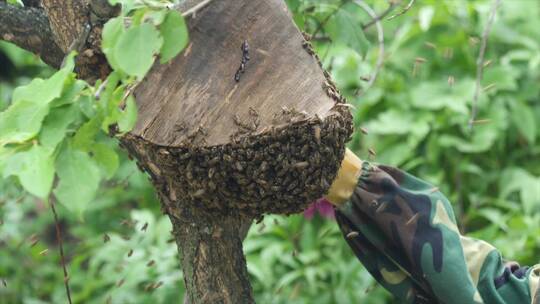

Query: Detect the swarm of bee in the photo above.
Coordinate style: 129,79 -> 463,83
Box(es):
120,35 -> 354,217
122,105 -> 351,217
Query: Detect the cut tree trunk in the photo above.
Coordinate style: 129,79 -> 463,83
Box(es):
119,0 -> 353,303
2,0 -> 353,302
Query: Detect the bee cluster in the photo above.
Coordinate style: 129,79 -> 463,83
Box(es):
121,104 -> 352,217
119,33 -> 354,217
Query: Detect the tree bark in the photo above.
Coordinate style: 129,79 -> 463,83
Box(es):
170,210 -> 254,303
119,2 -> 352,303
0,1 -> 353,303
38,0 -> 113,82
41,0 -> 88,53
0,2 -> 64,68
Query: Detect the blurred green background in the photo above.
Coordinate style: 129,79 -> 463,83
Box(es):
1,0 -> 539,303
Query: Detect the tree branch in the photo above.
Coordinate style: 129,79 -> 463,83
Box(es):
0,2 -> 64,68
469,0 -> 501,129
354,0 -> 385,96
387,0 -> 415,20
22,0 -> 41,7
361,0 -> 399,30
50,195 -> 73,304
41,0 -> 89,53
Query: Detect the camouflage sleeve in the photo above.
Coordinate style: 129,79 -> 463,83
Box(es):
333,160 -> 540,304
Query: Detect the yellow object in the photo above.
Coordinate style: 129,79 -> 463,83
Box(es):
324,148 -> 363,206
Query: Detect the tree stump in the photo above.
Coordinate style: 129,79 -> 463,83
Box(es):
120,0 -> 353,302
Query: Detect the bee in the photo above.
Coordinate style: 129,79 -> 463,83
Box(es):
242,40 -> 250,60
346,231 -> 359,239
116,279 -> 125,288
235,40 -> 250,82
141,222 -> 148,232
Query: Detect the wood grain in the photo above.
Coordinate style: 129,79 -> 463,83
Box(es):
132,0 -> 338,147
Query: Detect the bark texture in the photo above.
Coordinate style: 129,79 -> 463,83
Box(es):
128,0 -> 353,217
116,1 -> 352,303
41,0 -> 89,53
170,210 -> 254,304
38,0 -> 113,82
1,0 -> 354,303
0,2 -> 64,67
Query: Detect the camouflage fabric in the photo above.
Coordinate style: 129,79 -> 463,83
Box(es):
335,162 -> 540,304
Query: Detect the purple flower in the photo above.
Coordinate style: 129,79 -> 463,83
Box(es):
304,198 -> 335,220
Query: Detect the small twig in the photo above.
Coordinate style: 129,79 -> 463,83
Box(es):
49,196 -> 73,304
181,0 -> 214,18
61,22 -> 92,68
94,78 -> 109,100
387,0 -> 415,20
354,0 -> 385,96
311,0 -> 349,39
361,0 -> 399,30
119,81 -> 140,109
469,0 -> 501,130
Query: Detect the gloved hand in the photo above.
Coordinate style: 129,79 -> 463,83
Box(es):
320,148 -> 540,304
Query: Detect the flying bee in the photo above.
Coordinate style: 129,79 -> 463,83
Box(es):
141,222 -> 148,232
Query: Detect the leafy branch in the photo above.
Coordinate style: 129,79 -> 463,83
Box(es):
49,195 -> 73,304
353,0 -> 385,96
469,0 -> 501,129
0,3 -> 190,302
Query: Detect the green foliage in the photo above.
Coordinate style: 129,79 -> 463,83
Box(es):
114,24 -> 163,79
159,11 -> 189,64
54,146 -> 102,217
3,145 -> 54,198
287,0 -> 540,269
0,1 -> 188,218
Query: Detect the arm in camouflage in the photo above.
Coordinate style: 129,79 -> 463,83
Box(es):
326,149 -> 540,304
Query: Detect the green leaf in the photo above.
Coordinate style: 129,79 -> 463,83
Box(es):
114,23 -> 163,79
39,105 -> 78,149
73,117 -> 102,151
12,54 -> 74,105
101,77 -> 124,131
511,101 -> 536,144
326,9 -> 369,55
500,168 -> 540,212
521,177 -> 540,213
108,0 -> 135,14
410,79 -> 473,114
159,10 -> 189,63
366,110 -> 414,135
117,95 -> 138,133
102,17 -> 125,72
91,143 -> 119,179
0,55 -> 77,146
54,146 -> 101,217
482,65 -> 519,92
0,100 -> 50,145
3,145 -> 54,198
438,127 -> 498,153
418,6 -> 435,31
50,78 -> 87,107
